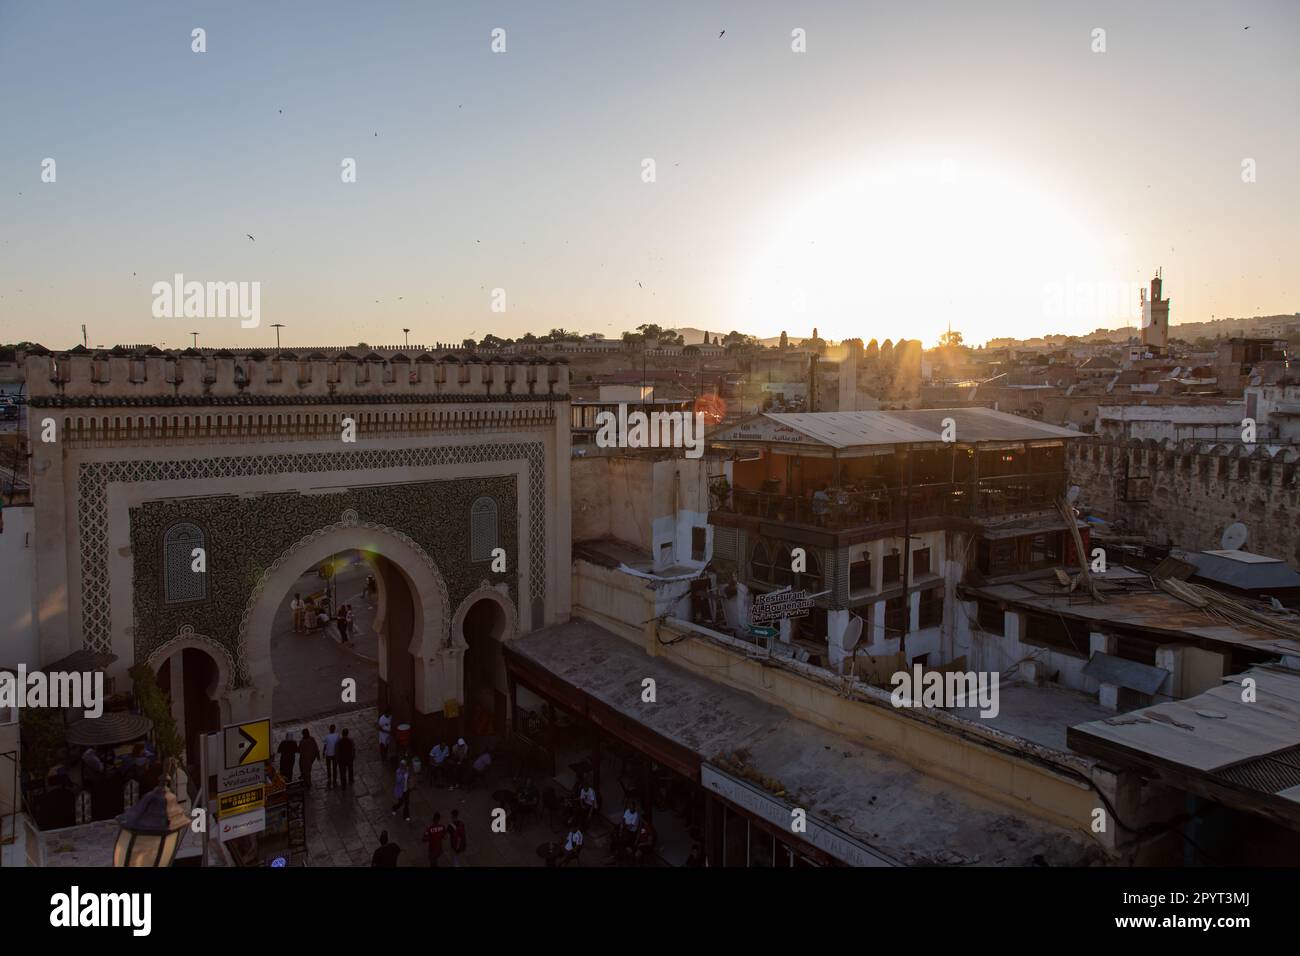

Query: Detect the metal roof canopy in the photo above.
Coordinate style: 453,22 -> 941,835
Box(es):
709,407 -> 1079,457
1178,549 -> 1300,592
1066,666 -> 1300,830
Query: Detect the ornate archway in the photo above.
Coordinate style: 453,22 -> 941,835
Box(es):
233,512 -> 453,727
148,625 -> 234,762
451,583 -> 518,735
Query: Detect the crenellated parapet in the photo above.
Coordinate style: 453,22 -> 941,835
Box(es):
23,345 -> 570,406
1067,436 -> 1300,562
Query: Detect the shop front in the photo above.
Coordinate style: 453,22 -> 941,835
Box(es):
502,620 -> 898,867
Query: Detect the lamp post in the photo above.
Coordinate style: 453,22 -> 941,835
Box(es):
190,332 -> 199,349
113,768 -> 190,867
271,323 -> 285,353
402,328 -> 410,349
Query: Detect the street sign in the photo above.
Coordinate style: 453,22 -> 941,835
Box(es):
747,625 -> 778,639
219,808 -> 266,843
218,784 -> 266,817
223,718 -> 270,769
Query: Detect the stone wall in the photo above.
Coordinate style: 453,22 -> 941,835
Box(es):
1066,438 -> 1300,563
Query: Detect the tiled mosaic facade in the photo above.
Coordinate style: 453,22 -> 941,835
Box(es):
78,442 -> 546,656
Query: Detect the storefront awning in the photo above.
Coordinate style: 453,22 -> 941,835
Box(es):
506,619 -> 1099,866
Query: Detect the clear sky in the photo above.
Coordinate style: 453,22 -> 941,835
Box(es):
1,0 -> 1297,350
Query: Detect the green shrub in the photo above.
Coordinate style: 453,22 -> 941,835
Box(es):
129,664 -> 185,764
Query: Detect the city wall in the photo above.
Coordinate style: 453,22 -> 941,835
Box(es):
1067,438 -> 1300,563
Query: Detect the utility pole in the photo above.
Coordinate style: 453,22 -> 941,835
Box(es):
81,324 -> 88,348
899,443 -> 913,659
190,331 -> 199,349
271,323 -> 284,353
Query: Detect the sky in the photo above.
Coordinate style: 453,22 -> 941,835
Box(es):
1,0 -> 1297,350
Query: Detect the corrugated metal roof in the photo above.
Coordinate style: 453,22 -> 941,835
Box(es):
754,407 -> 1080,449
1067,667 -> 1300,827
1183,550 -> 1300,592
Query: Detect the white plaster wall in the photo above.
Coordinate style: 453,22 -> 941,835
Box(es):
0,505 -> 38,668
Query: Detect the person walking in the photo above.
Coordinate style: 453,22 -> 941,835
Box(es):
298,728 -> 320,789
448,808 -> 467,867
371,830 -> 401,867
391,759 -> 412,820
276,733 -> 298,782
336,728 -> 356,789
378,711 -> 393,763
335,604 -> 348,643
343,604 -> 355,643
291,593 -> 306,633
423,811 -> 447,866
322,724 -> 341,789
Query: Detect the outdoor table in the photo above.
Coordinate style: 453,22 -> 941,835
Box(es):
537,841 -> 563,867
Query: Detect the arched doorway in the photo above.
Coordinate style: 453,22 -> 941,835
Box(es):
460,595 -> 511,736
149,630 -> 233,772
236,518 -> 452,749
268,548 -> 399,723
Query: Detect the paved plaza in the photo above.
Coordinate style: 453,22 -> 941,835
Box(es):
276,707 -> 609,867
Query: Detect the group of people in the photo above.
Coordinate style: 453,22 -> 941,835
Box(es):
427,736 -> 491,789
276,724 -> 357,789
289,592 -> 356,644
370,808 -> 468,867
609,799 -> 657,865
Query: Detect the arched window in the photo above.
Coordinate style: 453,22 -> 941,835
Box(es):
163,522 -> 206,604
470,496 -> 499,562
773,545 -> 794,587
750,541 -> 772,583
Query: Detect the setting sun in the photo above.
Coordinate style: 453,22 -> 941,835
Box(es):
737,158 -> 1112,345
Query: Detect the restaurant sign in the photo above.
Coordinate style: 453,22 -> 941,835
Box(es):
750,588 -> 812,624
701,764 -> 895,868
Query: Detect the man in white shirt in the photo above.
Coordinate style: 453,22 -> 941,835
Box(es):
322,724 -> 341,789
579,781 -> 597,827
562,825 -> 584,865
378,712 -> 392,762
290,593 -> 305,633
429,741 -> 449,786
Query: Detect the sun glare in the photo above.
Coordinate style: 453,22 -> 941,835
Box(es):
736,159 -> 1116,346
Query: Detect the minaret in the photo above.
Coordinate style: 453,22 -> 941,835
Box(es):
1141,269 -> 1170,351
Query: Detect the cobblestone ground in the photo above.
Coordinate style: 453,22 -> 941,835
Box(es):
277,707 -> 607,867
271,560 -> 379,723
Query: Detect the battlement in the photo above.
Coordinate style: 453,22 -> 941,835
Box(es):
23,347 -> 570,406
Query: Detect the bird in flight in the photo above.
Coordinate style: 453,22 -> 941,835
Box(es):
719,30 -> 725,38
637,282 -> 643,288
246,234 -> 255,241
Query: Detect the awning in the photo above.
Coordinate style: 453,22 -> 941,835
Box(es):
1067,666 -> 1300,830
65,712 -> 154,747
505,619 -> 1098,866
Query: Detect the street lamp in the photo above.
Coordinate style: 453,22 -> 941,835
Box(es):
402,328 -> 410,349
190,332 -> 199,349
113,774 -> 190,867
271,323 -> 285,352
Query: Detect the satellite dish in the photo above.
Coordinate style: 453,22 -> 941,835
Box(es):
1220,522 -> 1248,551
842,616 -> 864,652
1065,485 -> 1081,505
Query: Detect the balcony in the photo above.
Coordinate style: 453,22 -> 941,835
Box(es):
721,472 -> 1067,532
